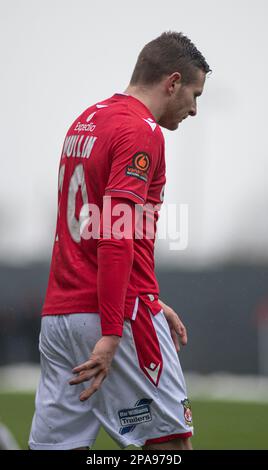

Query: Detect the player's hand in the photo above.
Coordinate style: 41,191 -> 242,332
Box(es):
158,299 -> 188,352
69,335 -> 120,401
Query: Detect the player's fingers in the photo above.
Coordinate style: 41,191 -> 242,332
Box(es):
69,366 -> 101,385
171,328 -> 180,352
72,358 -> 99,374
79,372 -> 106,401
175,320 -> 188,345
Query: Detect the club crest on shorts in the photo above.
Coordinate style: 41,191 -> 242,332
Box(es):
181,398 -> 193,426
118,398 -> 153,435
126,152 -> 150,182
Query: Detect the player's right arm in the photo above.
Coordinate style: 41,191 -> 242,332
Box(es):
158,299 -> 188,352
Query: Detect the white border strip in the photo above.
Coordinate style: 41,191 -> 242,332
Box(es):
131,296 -> 139,321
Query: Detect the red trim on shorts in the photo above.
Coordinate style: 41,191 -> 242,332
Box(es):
145,432 -> 192,445
131,299 -> 163,387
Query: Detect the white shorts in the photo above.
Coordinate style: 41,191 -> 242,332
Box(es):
29,299 -> 193,450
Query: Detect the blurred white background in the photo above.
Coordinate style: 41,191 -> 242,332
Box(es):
1,0 -> 267,266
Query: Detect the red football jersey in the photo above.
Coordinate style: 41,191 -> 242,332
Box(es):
42,93 -> 166,319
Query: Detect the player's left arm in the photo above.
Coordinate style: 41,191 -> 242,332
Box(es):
69,197 -> 135,401
158,299 -> 188,352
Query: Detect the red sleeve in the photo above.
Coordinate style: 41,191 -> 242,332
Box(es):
105,122 -> 162,204
97,197 -> 135,336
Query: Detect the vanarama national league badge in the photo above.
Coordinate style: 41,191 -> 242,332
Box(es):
126,152 -> 150,182
181,398 -> 193,426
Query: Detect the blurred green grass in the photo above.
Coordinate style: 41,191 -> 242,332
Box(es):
0,392 -> 267,449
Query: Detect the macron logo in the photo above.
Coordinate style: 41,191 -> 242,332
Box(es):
143,118 -> 157,132
144,363 -> 161,384
86,112 -> 96,122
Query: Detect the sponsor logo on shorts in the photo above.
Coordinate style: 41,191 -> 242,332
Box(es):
126,152 -> 150,182
181,398 -> 193,426
118,398 -> 153,435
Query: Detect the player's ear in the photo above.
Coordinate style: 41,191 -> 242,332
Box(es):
166,72 -> 182,96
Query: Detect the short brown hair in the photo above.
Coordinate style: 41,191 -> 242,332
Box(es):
130,31 -> 211,86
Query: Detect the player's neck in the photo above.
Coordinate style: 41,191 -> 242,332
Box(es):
123,85 -> 165,123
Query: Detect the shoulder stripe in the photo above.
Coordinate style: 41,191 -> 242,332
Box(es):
143,118 -> 157,132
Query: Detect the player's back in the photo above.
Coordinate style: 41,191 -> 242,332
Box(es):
42,93 -> 166,318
